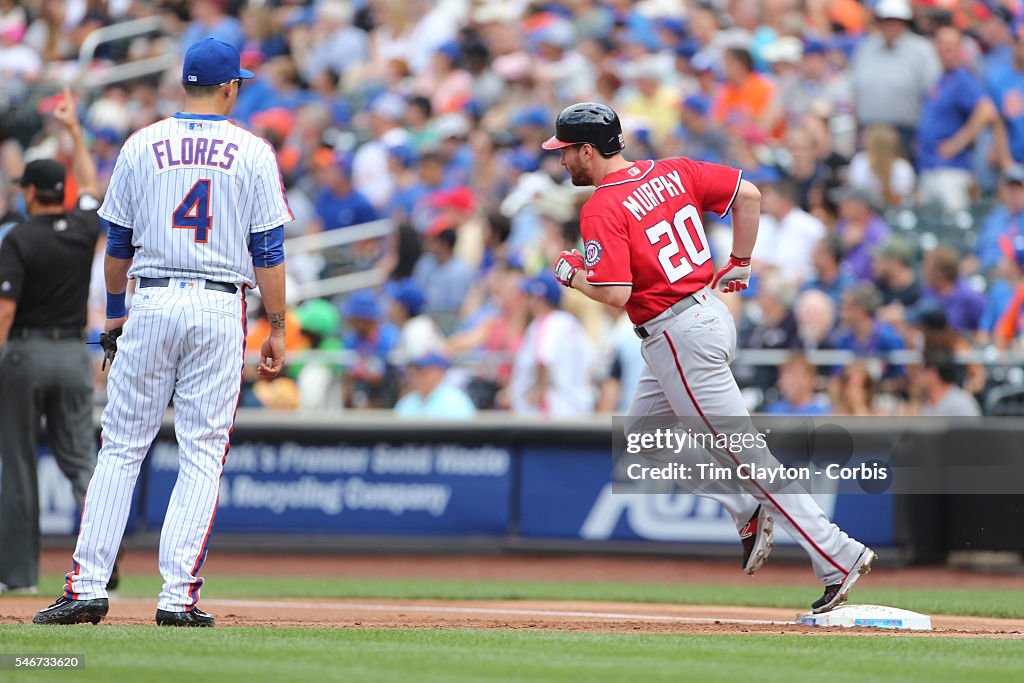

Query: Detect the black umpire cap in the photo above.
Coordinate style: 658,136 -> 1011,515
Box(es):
542,102 -> 625,157
13,159 -> 66,193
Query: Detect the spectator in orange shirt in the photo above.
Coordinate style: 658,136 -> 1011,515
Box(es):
712,46 -> 778,140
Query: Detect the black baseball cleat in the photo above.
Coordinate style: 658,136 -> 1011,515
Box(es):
811,547 -> 877,614
740,505 -> 774,575
32,596 -> 108,625
156,607 -> 215,627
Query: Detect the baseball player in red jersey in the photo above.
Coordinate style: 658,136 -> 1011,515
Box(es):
544,103 -> 874,613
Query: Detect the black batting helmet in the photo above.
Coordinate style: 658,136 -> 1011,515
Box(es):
541,102 -> 625,157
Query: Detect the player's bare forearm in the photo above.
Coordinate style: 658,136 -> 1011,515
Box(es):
104,254 -> 132,295
254,263 -> 287,332
729,180 -> 761,258
254,263 -> 287,377
569,274 -> 632,308
0,297 -> 16,349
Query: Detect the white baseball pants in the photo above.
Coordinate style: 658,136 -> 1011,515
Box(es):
627,288 -> 865,585
64,279 -> 245,611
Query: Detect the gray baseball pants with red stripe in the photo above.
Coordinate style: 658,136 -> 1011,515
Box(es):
626,288 -> 865,585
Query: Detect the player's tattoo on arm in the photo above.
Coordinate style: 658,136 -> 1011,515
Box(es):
269,312 -> 286,330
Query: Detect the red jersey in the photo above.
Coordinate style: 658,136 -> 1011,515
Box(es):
579,157 -> 742,324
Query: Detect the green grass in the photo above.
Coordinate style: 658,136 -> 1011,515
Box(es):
0,626 -> 1021,683
20,574 -> 1024,619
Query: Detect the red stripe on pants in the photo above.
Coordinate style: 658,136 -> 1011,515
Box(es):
663,330 -> 849,576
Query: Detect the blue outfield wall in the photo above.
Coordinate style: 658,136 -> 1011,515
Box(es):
32,415 -> 1024,555
31,417 -> 899,549
71,414 -> 894,549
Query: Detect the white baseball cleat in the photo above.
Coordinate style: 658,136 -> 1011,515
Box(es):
811,547 -> 877,614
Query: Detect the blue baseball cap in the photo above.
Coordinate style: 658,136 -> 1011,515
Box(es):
343,289 -> 381,320
655,17 -> 688,37
386,143 -> 418,169
521,274 -> 562,306
91,126 -> 122,145
803,37 -> 828,56
512,106 -> 550,129
675,38 -> 701,59
436,41 -> 461,63
411,351 -> 450,369
388,278 -> 427,317
182,38 -> 254,86
682,94 -> 710,117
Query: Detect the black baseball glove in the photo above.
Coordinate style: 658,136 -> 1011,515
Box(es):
88,327 -> 123,371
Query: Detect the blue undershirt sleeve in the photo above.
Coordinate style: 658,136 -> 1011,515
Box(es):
249,225 -> 285,268
105,220 -> 136,259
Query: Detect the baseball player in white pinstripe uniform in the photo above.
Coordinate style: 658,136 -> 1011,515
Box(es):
35,39 -> 292,627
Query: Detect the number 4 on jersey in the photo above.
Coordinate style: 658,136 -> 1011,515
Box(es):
645,205 -> 711,283
173,179 -> 212,243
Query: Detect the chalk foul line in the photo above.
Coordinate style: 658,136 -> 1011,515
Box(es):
180,598 -> 794,626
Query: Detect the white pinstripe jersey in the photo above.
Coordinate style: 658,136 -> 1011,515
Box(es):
98,113 -> 294,287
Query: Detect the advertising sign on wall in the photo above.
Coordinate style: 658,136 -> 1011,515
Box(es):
143,440 -> 513,535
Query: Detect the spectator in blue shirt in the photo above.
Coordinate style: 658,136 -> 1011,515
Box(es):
835,284 -> 905,357
413,218 -> 478,333
385,145 -> 429,222
312,149 -> 378,231
981,8 -> 1015,74
182,2 -> 245,53
802,233 -> 858,306
292,1 -> 368,85
986,24 -> 1024,166
390,151 -> 446,231
762,355 -> 831,415
676,94 -> 731,164
872,237 -> 922,308
434,113 -> 475,188
341,290 -> 399,409
394,352 -> 477,419
508,106 -> 552,173
976,165 -> 1024,273
917,26 -> 1004,212
920,245 -> 986,334
981,233 -> 1024,340
831,187 -> 891,282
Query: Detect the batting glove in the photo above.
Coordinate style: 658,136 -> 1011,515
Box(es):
88,327 -> 123,371
554,249 -> 585,288
711,254 -> 752,293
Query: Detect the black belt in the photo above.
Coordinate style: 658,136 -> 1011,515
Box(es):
10,325 -> 84,341
139,277 -> 237,294
633,294 -> 700,340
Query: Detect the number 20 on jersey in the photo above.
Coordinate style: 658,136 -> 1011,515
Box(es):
645,205 -> 711,282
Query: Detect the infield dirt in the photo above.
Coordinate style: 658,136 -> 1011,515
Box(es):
2,550 -> 1021,638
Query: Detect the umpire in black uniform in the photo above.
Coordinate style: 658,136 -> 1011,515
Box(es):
0,89 -> 103,593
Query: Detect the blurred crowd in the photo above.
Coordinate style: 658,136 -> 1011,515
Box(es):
6,0 -> 1024,416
